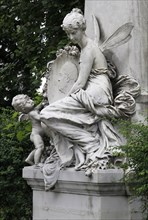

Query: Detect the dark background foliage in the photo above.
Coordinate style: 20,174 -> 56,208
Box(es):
119,119 -> 148,214
0,0 -> 147,219
0,1 -> 84,219
0,0 -> 84,107
0,108 -> 32,219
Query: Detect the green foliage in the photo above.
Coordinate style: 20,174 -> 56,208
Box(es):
0,2 -> 85,218
33,92 -> 43,105
118,119 -> 148,213
0,0 -> 84,107
0,108 -> 33,219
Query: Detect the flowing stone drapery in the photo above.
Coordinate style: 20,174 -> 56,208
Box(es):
39,8 -> 141,186
40,68 -> 140,176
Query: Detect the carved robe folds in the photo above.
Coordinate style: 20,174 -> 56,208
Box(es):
40,68 -> 140,168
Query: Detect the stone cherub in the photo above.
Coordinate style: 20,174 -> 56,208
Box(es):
12,94 -> 47,167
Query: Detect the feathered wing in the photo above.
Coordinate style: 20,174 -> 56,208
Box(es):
99,22 -> 134,52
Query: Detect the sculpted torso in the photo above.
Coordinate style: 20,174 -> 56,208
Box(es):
68,35 -> 108,95
80,38 -> 107,70
29,110 -> 43,136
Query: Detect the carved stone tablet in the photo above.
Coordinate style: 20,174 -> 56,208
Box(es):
47,46 -> 79,104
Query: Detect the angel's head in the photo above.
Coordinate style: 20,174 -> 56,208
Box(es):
61,8 -> 86,31
61,9 -> 86,44
12,94 -> 34,114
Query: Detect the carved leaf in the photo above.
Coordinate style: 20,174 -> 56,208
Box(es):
99,22 -> 134,52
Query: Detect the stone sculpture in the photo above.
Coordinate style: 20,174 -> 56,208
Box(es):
40,8 -> 140,177
12,8 -> 140,189
12,94 -> 47,167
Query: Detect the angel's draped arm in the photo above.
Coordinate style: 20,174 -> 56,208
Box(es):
68,49 -> 94,96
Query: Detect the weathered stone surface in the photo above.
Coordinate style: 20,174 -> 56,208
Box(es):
40,8 -> 140,179
23,166 -> 144,220
21,4 -> 147,220
47,47 -> 79,104
85,0 -> 148,119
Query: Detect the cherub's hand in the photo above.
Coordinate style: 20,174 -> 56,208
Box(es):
41,99 -> 49,107
18,113 -> 29,122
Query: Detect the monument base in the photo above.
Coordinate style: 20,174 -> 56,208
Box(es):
23,166 -> 144,220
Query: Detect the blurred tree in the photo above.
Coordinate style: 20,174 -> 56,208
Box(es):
0,1 -> 84,219
0,108 -> 32,219
0,0 -> 84,107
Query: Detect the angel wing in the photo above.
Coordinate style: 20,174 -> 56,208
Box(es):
100,22 -> 134,52
99,23 -> 134,52
92,15 -> 134,52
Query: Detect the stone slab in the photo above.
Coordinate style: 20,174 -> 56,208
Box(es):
23,167 -> 144,220
84,0 -> 148,121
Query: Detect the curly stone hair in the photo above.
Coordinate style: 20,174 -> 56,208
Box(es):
12,94 -> 32,113
61,8 -> 86,32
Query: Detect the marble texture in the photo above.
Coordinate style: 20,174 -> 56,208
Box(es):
21,3 -> 147,220
23,166 -> 144,220
85,0 -> 148,119
40,9 -> 140,180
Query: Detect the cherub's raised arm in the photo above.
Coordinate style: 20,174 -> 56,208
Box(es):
35,99 -> 48,111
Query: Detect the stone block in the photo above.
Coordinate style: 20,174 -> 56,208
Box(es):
23,167 -> 144,220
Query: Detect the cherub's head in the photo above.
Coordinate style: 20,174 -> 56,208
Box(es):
61,8 -> 86,33
12,94 -> 34,114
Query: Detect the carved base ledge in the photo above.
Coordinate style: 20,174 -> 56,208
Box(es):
23,166 -> 144,220
23,167 -> 126,196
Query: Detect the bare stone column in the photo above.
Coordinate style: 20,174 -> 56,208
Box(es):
85,0 -> 148,119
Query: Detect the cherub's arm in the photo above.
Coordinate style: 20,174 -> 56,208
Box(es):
31,99 -> 49,121
29,110 -> 41,121
35,99 -> 49,111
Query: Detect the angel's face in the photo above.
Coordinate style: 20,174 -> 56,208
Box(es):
66,28 -> 83,44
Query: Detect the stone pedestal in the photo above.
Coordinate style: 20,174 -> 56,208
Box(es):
23,167 -> 143,220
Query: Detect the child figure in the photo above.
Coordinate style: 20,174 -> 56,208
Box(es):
12,94 -> 47,167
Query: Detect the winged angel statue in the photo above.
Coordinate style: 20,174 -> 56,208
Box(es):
13,8 -> 141,190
